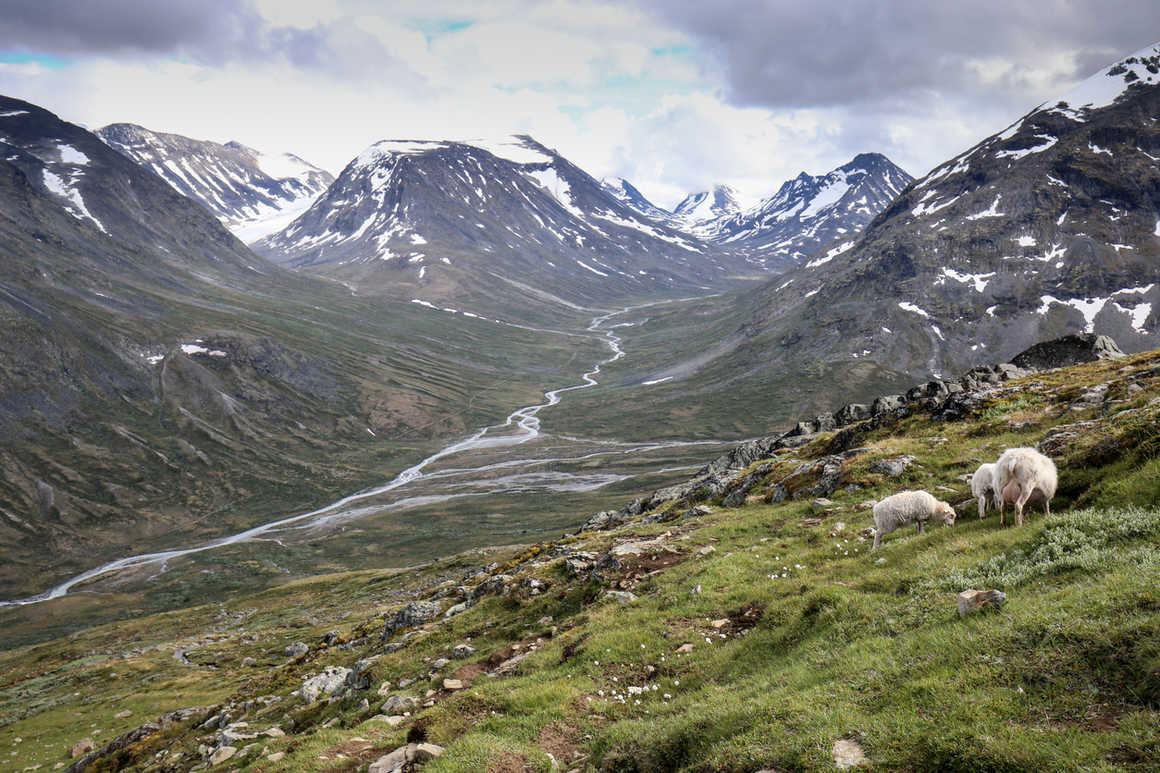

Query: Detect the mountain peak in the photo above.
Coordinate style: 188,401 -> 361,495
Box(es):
672,184 -> 741,225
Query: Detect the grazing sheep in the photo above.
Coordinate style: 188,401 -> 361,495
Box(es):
971,462 -> 998,521
872,490 -> 957,551
994,447 -> 1057,527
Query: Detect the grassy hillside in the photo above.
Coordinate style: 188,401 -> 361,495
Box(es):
1,348 -> 1158,772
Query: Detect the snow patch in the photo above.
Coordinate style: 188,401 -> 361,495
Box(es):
898,301 -> 931,318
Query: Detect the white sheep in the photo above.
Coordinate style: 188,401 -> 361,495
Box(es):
993,447 -> 1057,527
872,490 -> 957,551
971,462 -> 998,521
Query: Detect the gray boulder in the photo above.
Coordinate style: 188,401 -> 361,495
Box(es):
284,642 -> 308,658
870,455 -> 917,477
298,666 -> 352,704
383,601 -> 442,636
381,694 -> 418,714
1011,333 -> 1125,371
368,742 -> 444,773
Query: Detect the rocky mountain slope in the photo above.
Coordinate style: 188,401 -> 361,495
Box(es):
255,136 -> 754,312
0,95 -> 606,599
549,42 -> 1160,440
3,339 -> 1157,771
97,122 -> 333,242
670,183 -> 742,229
600,176 -> 671,221
709,153 -> 914,269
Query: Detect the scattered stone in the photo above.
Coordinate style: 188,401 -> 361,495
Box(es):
114,709 -> 132,719
676,643 -> 695,654
322,630 -> 341,645
685,504 -> 713,519
812,497 -> 834,512
368,743 -> 445,773
267,751 -> 285,762
444,599 -> 477,618
263,727 -> 285,737
241,657 -> 256,667
690,584 -> 702,596
958,589 -> 1007,617
442,678 -> 464,691
537,616 -> 554,626
874,558 -> 887,565
377,681 -> 394,696
284,641 -> 309,658
381,695 -> 418,714
606,590 -> 638,604
451,643 -> 476,659
710,618 -> 729,629
855,500 -> 875,512
431,658 -> 450,670
298,666 -> 353,704
828,521 -> 847,537
210,746 -> 237,765
370,714 -> 406,726
697,545 -> 716,557
832,738 -> 866,769
383,601 -> 442,636
869,455 -> 917,477
611,537 -> 667,557
70,739 -> 95,758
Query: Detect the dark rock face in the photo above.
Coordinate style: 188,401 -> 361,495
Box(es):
1011,334 -> 1126,371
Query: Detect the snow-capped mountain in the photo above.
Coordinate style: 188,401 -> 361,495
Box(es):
671,184 -> 742,229
257,135 -> 748,308
710,153 -> 914,269
97,123 -> 333,243
601,176 -> 670,221
681,41 -> 1160,401
583,42 -> 1160,436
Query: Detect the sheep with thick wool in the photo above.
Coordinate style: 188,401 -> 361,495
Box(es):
971,462 -> 998,521
872,490 -> 957,551
994,447 -> 1057,526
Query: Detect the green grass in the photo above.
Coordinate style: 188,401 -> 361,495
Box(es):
2,349 -> 1160,771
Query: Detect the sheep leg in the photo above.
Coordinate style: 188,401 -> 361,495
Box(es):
977,496 -> 986,520
1043,497 -> 1051,519
917,520 -> 926,535
872,531 -> 882,551
1014,485 -> 1033,527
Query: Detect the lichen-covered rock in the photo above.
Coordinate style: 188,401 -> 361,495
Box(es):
368,742 -> 445,773
383,601 -> 442,636
381,694 -> 418,714
284,641 -> 308,658
870,455 -> 917,477
298,666 -> 352,703
957,589 -> 1007,616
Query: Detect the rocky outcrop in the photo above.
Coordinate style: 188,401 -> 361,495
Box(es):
577,334 -> 1117,531
1012,333 -> 1126,371
382,601 -> 442,637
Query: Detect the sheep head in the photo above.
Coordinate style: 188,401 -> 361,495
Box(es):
937,501 -> 956,526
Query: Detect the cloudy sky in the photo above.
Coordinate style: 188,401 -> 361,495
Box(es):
2,0 -> 1160,208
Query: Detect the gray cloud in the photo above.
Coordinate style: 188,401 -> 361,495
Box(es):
635,0 -> 1160,111
0,0 -> 423,84
0,0 -> 265,60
